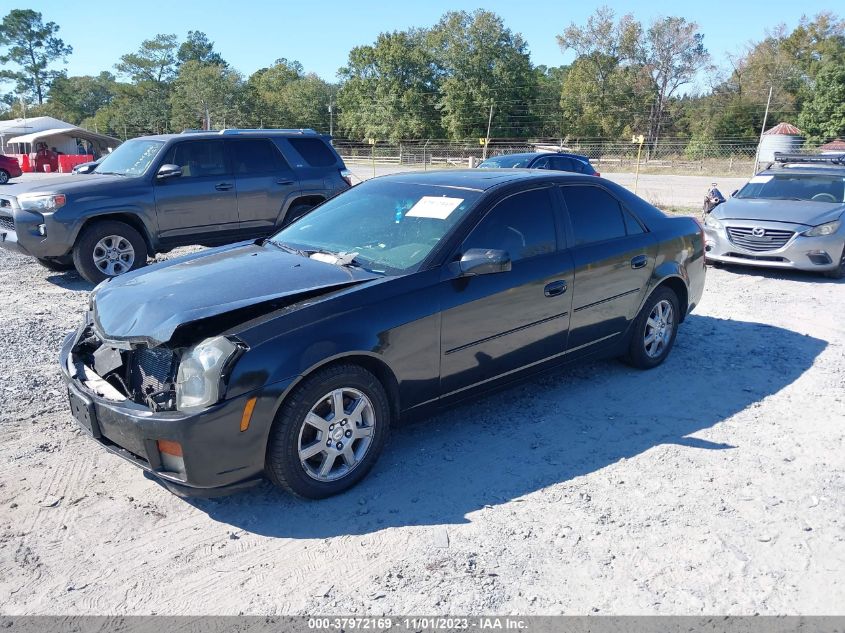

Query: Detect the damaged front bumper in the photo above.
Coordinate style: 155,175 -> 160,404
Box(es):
59,325 -> 287,497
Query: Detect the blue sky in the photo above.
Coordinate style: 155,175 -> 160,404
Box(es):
17,0 -> 837,84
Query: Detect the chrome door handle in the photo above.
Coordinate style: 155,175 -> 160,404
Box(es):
631,255 -> 648,269
215,182 -> 234,191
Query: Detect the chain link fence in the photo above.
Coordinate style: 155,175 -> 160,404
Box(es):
333,138 -> 797,176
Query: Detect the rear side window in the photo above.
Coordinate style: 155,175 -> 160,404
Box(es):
163,141 -> 228,178
550,157 -> 577,172
463,188 -> 557,261
561,186 -> 627,245
229,139 -> 290,174
287,138 -> 337,167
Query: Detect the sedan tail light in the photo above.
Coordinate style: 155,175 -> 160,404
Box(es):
340,169 -> 353,187
593,172 -> 601,177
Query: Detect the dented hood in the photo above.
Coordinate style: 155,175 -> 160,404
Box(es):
92,241 -> 379,346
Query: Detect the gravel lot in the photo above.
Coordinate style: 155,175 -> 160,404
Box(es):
0,214 -> 843,615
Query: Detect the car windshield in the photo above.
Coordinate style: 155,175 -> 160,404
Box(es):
735,173 -> 845,203
270,179 -> 483,274
478,155 -> 533,168
94,139 -> 165,177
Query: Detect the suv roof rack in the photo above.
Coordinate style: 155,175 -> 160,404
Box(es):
179,128 -> 319,136
773,151 -> 845,165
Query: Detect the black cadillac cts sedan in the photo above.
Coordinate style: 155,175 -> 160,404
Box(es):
60,170 -> 705,499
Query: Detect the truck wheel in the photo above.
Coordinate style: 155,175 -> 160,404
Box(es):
36,256 -> 75,272
72,220 -> 148,284
266,364 -> 391,499
0,169 -> 9,184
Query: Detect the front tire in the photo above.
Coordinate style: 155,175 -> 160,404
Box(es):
72,220 -> 148,284
266,364 -> 391,499
0,169 -> 9,184
623,286 -> 680,369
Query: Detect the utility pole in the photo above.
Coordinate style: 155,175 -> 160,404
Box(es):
752,86 -> 773,176
483,103 -> 494,160
328,98 -> 334,137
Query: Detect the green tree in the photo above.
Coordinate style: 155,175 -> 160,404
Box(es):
0,9 -> 73,104
177,31 -> 226,67
798,63 -> 845,142
642,17 -> 709,147
245,58 -> 305,127
45,72 -> 116,124
114,34 -> 179,134
337,30 -> 440,140
171,61 -> 244,130
430,10 -> 537,139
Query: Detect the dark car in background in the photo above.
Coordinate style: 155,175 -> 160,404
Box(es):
0,129 -> 352,283
60,169 -> 705,499
478,152 -> 600,176
0,154 -> 23,184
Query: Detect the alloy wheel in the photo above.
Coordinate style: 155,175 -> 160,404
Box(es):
297,387 -> 376,482
92,235 -> 135,277
644,299 -> 674,359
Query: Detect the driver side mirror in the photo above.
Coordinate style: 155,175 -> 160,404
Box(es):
156,164 -> 182,180
74,162 -> 97,174
458,248 -> 512,276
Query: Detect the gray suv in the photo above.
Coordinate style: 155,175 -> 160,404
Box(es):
0,129 -> 352,283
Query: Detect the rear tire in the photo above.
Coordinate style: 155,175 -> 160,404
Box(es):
36,256 -> 75,272
823,245 -> 845,279
72,220 -> 148,284
0,169 -> 9,184
622,286 -> 680,369
282,203 -> 315,227
266,364 -> 391,499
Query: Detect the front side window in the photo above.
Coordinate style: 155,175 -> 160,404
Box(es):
735,174 -> 845,203
561,186 -> 627,246
162,141 -> 228,178
463,189 -> 557,261
271,179 -> 482,274
93,139 -> 164,177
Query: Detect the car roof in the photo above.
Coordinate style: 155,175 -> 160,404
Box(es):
132,129 -> 327,142
372,168 -> 592,191
482,151 -> 590,162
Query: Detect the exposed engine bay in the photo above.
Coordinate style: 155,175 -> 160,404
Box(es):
68,324 -> 180,411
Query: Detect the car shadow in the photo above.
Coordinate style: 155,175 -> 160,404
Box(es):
186,314 -> 826,537
712,262 -> 844,284
45,270 -> 94,291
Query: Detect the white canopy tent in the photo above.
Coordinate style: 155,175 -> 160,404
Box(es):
0,116 -> 120,156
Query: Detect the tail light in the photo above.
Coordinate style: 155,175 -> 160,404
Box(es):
340,169 -> 353,187
593,172 -> 601,177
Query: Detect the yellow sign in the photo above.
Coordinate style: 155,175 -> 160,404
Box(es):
367,138 -> 376,145
479,138 -> 487,146
631,134 -> 645,144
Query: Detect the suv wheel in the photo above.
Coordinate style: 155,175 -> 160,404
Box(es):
0,169 -> 9,184
823,245 -> 845,280
266,364 -> 391,499
622,286 -> 680,369
72,220 -> 148,284
36,256 -> 75,272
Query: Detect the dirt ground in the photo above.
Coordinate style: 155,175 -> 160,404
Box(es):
0,226 -> 844,615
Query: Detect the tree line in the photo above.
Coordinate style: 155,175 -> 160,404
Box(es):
1,7 -> 844,146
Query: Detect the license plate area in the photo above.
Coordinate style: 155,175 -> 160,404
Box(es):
68,388 -> 101,438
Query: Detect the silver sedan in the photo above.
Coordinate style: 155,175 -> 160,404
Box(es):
703,167 -> 845,279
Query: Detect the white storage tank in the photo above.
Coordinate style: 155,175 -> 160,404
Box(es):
758,122 -> 804,162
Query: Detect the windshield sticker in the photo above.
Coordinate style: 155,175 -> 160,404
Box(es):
749,175 -> 773,184
406,196 -> 464,219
